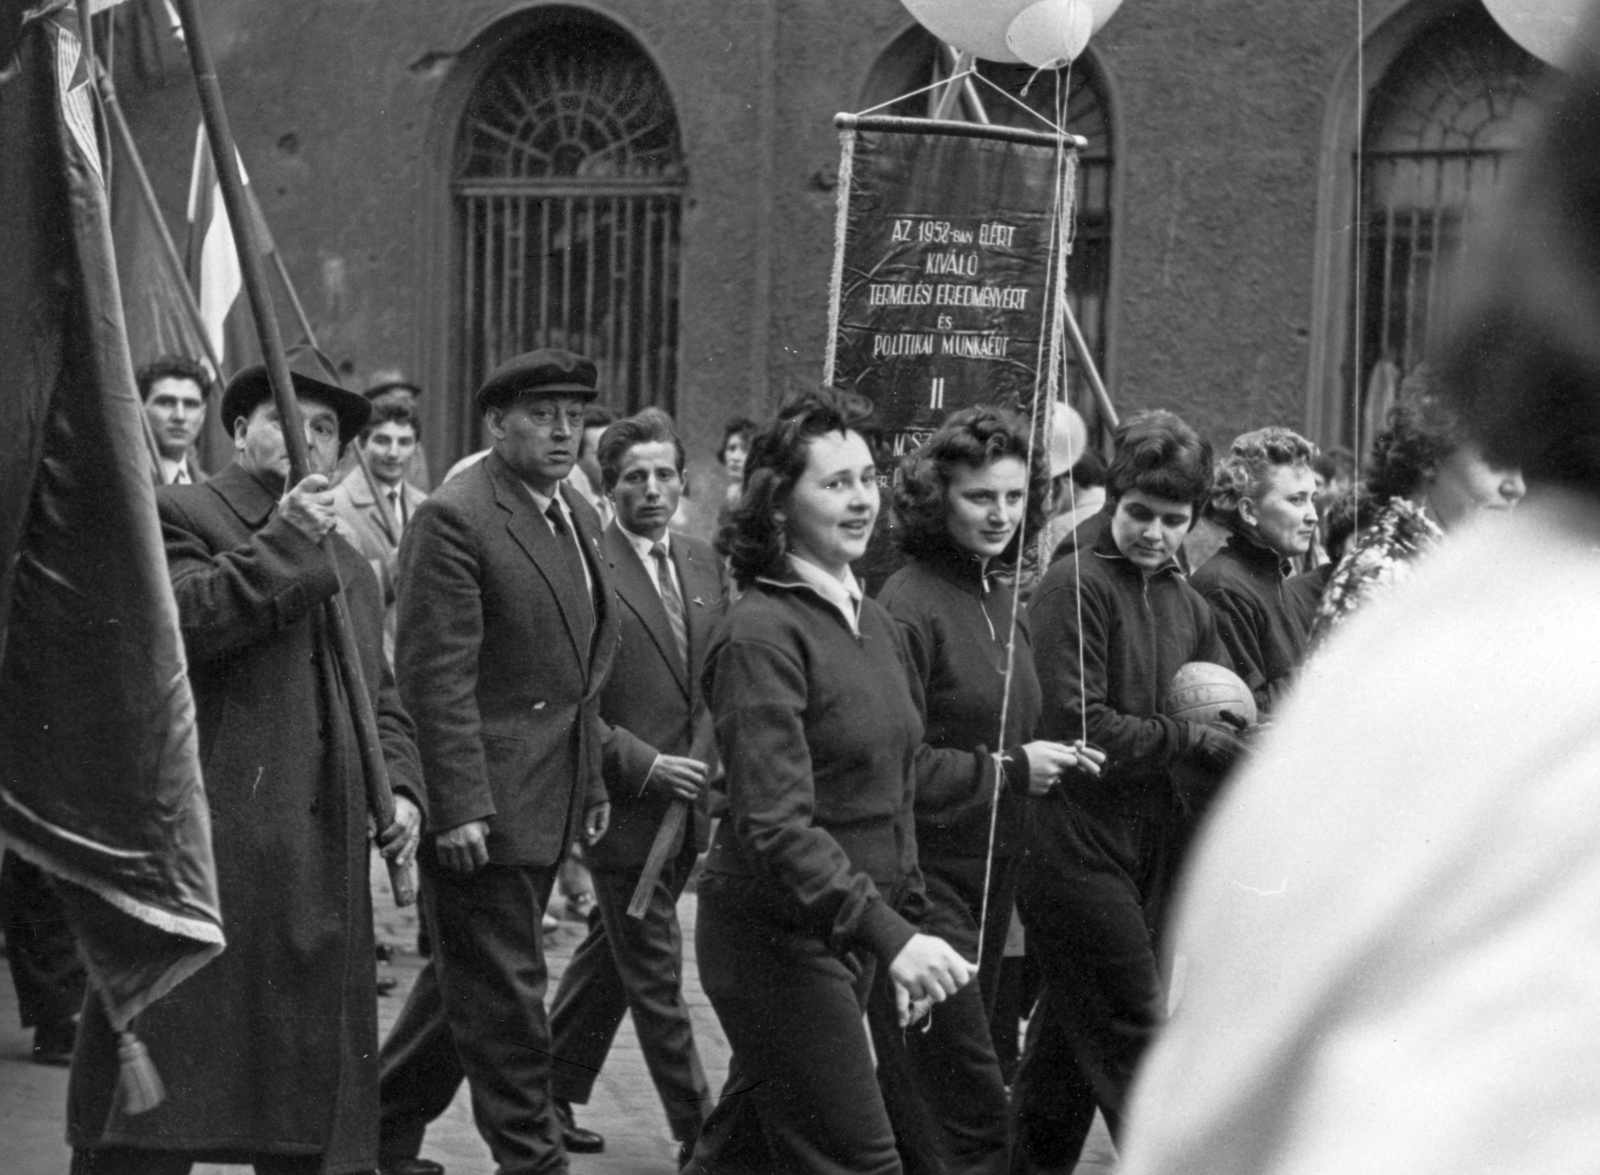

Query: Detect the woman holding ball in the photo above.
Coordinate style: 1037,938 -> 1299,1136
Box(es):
687,387 -> 975,1175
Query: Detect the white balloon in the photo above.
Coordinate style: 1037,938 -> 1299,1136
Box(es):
1481,0 -> 1585,68
1006,0 -> 1094,70
899,0 -> 1034,64
1086,0 -> 1125,34
1047,402 -> 1089,478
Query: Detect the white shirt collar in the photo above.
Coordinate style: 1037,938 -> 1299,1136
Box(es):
521,480 -> 570,527
784,553 -> 863,634
620,525 -> 669,564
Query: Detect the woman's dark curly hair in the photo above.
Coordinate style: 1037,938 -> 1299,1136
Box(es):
1207,426 -> 1318,535
719,385 -> 877,588
1105,409 -> 1214,517
1364,365 -> 1466,503
893,405 -> 1049,569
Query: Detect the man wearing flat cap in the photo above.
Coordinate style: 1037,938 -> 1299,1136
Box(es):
386,348 -> 619,1175
67,363 -> 426,1175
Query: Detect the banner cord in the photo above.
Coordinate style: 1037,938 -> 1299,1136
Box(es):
974,63 -> 1077,973
852,68 -> 977,120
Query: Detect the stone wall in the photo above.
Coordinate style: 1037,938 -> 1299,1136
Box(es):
111,0 -> 1471,481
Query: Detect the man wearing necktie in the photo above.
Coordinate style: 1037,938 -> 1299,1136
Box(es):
387,348 -> 619,1175
333,402 -> 429,666
136,354 -> 211,486
547,409 -> 724,1165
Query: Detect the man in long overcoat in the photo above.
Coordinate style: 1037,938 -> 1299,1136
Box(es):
67,365 -> 424,1175
385,347 -> 619,1175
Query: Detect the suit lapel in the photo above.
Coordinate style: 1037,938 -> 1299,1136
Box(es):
563,482 -> 616,688
489,453 -> 590,667
604,523 -> 689,696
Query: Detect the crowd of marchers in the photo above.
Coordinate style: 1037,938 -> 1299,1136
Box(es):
2,324 -> 1522,1175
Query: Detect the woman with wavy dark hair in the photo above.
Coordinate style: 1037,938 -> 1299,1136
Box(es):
688,386 -> 975,1175
1192,427 -> 1320,714
1310,367 -> 1525,641
869,405 -> 1099,1175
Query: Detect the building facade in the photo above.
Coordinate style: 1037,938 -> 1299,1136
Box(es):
108,0 -> 1551,493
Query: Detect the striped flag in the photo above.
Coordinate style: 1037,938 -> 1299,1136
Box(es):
184,124 -> 240,365
184,126 -> 274,368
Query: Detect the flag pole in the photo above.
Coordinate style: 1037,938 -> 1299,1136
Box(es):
92,60 -> 225,383
170,0 -> 416,906
266,259 -> 400,546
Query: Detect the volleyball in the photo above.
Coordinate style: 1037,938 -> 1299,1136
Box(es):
1163,662 -> 1257,728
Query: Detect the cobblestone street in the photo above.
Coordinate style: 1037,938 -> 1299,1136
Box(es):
0,853 -> 1113,1174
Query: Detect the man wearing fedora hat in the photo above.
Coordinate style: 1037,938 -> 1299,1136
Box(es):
66,362 -> 426,1175
383,347 -> 620,1175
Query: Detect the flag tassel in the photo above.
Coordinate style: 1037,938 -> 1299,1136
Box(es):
117,1029 -> 165,1114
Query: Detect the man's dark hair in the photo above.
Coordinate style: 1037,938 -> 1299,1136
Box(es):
717,417 -> 757,465
596,408 -> 686,492
1070,448 -> 1108,490
361,401 -> 420,443
578,405 -> 619,460
720,386 -> 875,588
1105,409 -> 1214,517
135,355 -> 211,403
893,404 -> 1048,570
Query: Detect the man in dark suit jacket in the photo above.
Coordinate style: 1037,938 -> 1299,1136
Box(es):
546,410 -> 723,1162
388,348 -> 619,1175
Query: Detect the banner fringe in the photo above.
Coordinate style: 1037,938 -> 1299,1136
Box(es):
822,128 -> 856,388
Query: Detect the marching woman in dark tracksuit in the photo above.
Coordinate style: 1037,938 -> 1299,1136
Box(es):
872,406 -> 1102,1175
1013,411 -> 1244,1173
686,387 -> 976,1175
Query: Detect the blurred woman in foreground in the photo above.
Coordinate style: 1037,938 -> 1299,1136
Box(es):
1118,15 -> 1600,1173
687,387 -> 974,1175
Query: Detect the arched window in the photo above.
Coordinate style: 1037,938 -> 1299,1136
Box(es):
456,13 -> 685,419
1348,6 -> 1543,449
860,27 -> 1115,430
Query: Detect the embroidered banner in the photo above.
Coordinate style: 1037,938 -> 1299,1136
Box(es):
824,116 -> 1077,458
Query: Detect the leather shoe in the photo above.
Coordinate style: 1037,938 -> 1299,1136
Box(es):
553,1098 -> 605,1154
377,1159 -> 444,1175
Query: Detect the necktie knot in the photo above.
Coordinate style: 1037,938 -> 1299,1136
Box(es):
545,501 -> 568,536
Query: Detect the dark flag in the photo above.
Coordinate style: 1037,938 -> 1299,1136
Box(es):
0,0 -> 223,1045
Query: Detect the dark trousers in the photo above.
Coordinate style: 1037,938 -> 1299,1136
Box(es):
377,945 -> 463,1162
869,853 -> 1016,1175
920,853 -> 1019,1020
69,1147 -> 321,1174
685,876 -> 900,1175
989,951 -> 1042,1085
0,850 -> 87,1027
424,857 -> 566,1175
1009,798 -> 1181,1173
548,844 -> 710,1142
869,968 -> 1010,1175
